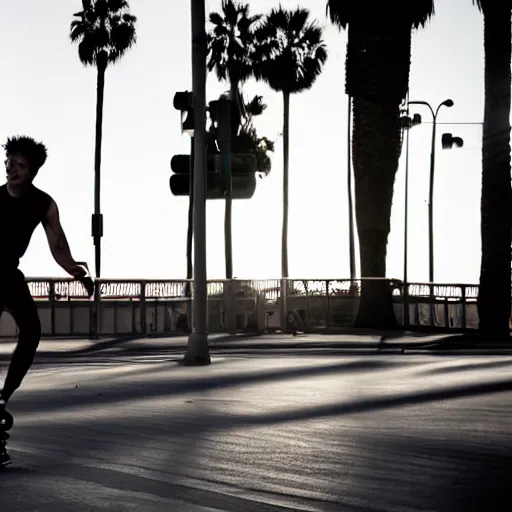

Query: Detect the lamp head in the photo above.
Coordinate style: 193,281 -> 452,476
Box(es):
443,99 -> 454,107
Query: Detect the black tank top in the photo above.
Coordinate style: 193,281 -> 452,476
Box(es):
0,184 -> 53,269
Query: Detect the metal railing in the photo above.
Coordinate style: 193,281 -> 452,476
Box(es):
0,277 -> 482,338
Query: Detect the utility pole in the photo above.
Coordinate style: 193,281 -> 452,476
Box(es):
184,0 -> 210,365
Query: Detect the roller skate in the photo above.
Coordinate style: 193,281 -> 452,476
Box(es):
0,398 -> 13,467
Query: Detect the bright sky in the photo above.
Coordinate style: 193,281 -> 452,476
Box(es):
0,0 -> 486,284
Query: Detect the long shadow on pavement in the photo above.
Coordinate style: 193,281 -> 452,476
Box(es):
7,370 -> 512,511
420,358 -> 512,376
13,358 -> 403,414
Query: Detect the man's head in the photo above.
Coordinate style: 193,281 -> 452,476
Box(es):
3,136 -> 48,187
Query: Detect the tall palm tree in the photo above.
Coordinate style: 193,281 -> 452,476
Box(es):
70,0 -> 137,278
326,3 -> 434,328
254,7 -> 327,330
207,0 -> 261,280
473,0 -> 512,341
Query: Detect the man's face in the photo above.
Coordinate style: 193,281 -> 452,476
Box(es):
5,153 -> 33,186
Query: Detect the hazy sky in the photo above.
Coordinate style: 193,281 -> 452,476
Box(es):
0,0 -> 486,284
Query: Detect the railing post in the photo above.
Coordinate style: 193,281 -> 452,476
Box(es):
186,280 -> 193,332
305,281 -> 310,332
140,281 -> 147,335
49,281 -> 56,337
403,280 -> 410,327
91,280 -> 101,339
131,297 -> 137,334
461,285 -> 467,329
430,283 -> 435,327
326,280 -> 331,328
225,280 -> 236,335
280,278 -> 288,333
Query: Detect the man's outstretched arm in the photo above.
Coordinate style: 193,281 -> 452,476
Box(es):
43,200 -> 85,278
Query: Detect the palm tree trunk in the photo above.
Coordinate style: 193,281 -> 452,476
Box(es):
94,56 -> 106,279
230,81 -> 242,121
279,91 -> 290,332
282,91 -> 290,279
477,6 -> 512,340
223,99 -> 233,281
221,82 -> 239,281
351,97 -> 401,328
224,179 -> 233,279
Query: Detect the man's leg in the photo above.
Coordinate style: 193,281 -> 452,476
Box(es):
1,273 -> 41,403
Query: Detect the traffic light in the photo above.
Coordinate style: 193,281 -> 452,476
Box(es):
442,133 -> 464,149
170,153 -> 257,199
173,91 -> 194,135
208,98 -> 241,139
170,91 -> 258,200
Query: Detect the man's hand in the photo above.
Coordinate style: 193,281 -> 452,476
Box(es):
68,263 -> 88,279
73,262 -> 95,298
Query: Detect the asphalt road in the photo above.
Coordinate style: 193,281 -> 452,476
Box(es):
0,337 -> 511,511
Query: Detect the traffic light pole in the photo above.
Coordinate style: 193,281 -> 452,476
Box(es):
184,0 -> 211,365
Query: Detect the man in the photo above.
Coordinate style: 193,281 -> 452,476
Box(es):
0,135 -> 92,466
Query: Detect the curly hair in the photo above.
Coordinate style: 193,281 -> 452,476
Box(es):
2,136 -> 48,174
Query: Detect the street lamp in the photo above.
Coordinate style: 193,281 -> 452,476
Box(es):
408,99 -> 458,284
401,110 -> 422,326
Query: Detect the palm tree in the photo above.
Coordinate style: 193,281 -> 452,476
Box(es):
207,0 -> 261,281
207,0 -> 261,115
70,0 -> 137,278
254,7 -> 327,331
473,0 -> 512,341
326,3 -> 434,328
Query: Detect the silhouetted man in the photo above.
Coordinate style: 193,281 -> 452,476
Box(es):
0,135 -> 92,466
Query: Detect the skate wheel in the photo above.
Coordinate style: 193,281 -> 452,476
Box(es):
0,412 -> 13,432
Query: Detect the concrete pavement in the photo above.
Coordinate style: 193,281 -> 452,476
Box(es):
0,339 -> 510,510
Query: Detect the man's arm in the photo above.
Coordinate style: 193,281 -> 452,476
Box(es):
42,200 -> 84,277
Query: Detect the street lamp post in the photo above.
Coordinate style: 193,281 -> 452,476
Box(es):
408,99 -> 454,284
401,111 -> 422,325
347,95 -> 356,286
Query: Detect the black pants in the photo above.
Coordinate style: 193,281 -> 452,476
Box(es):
0,270 -> 41,402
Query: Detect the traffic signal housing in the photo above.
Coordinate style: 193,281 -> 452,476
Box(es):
170,153 -> 257,199
441,133 -> 464,149
170,91 -> 259,199
173,91 -> 194,135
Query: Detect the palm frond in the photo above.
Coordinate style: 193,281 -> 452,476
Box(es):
109,20 -> 137,63
244,95 -> 266,118
209,12 -> 224,26
69,18 -> 88,42
107,0 -> 129,13
78,34 -> 97,65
